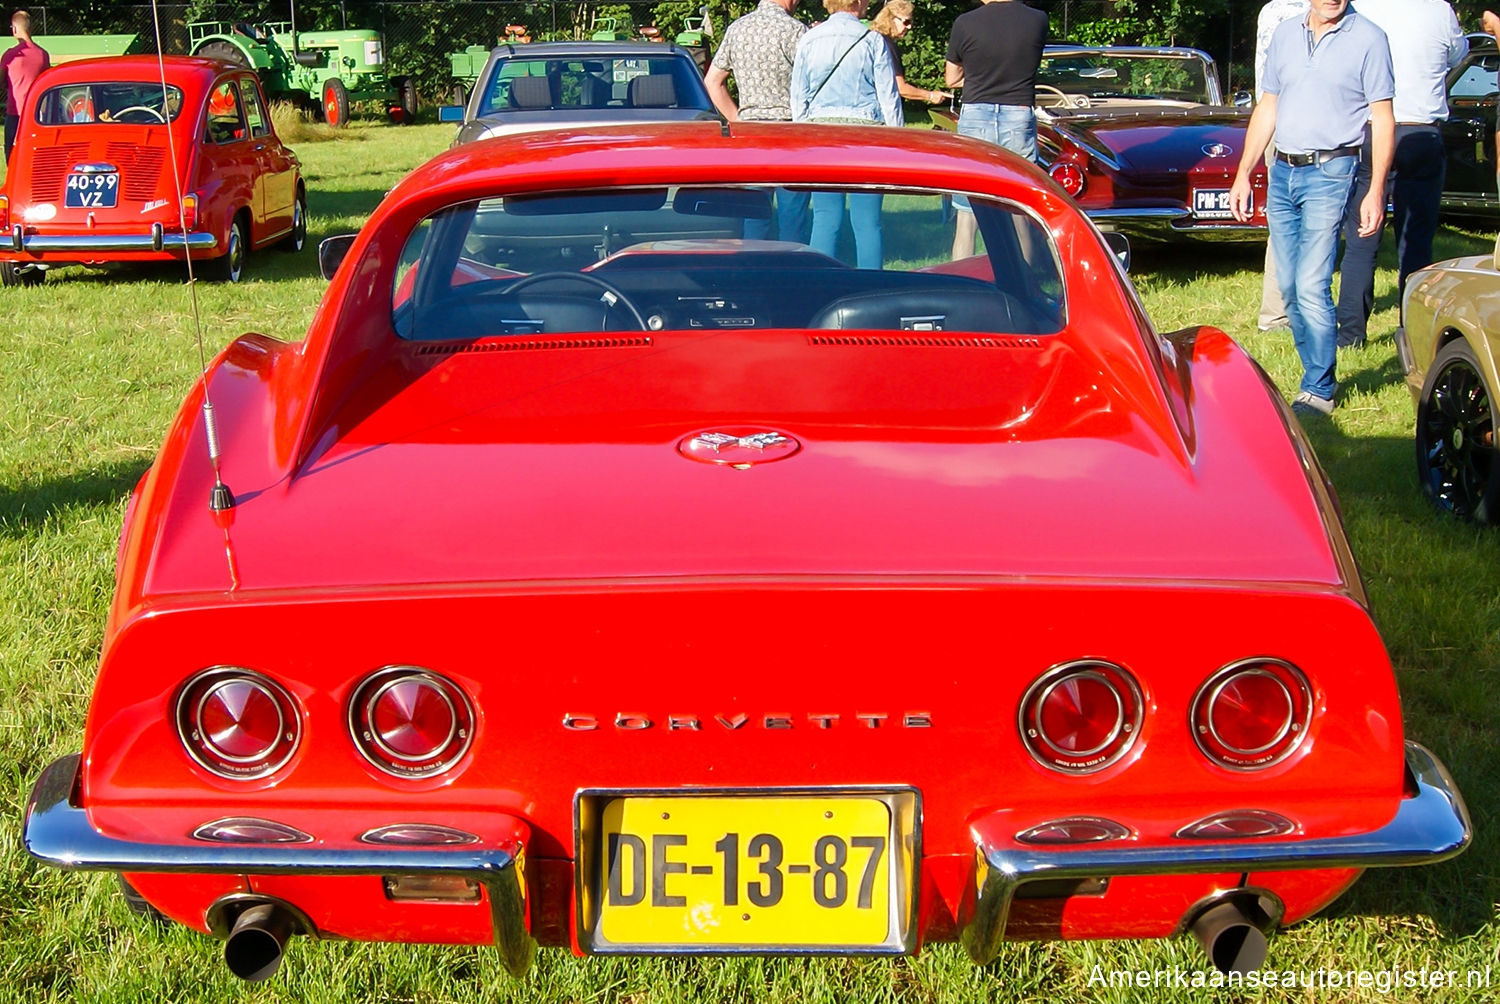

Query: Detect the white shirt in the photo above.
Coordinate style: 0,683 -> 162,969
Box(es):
1255,0 -> 1309,100
1352,0 -> 1467,123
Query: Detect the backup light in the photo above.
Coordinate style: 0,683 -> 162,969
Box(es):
1019,661 -> 1142,773
349,667 -> 474,777
176,668 -> 301,779
1191,659 -> 1311,770
1016,816 -> 1132,845
1176,809 -> 1297,839
181,193 -> 198,232
1049,162 -> 1086,197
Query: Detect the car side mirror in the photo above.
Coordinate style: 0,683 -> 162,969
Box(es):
438,104 -> 466,123
1102,231 -> 1131,272
318,234 -> 357,280
1233,90 -> 1253,108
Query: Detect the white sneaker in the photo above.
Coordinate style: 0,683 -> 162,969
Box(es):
1291,390 -> 1335,416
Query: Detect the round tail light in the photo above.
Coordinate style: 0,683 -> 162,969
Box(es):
1191,659 -> 1312,770
1049,162 -> 1086,197
349,667 -> 474,777
176,668 -> 300,779
1019,661 -> 1142,773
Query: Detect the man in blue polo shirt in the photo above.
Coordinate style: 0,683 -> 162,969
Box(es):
1229,0 -> 1394,418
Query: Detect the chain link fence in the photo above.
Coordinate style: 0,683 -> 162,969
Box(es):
19,2 -> 1252,109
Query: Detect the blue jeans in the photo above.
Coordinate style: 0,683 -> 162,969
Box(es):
809,191 -> 883,269
743,188 -> 810,244
1268,154 -> 1359,400
953,103 -> 1036,213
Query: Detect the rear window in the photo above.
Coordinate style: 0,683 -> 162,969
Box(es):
391,185 -> 1065,341
34,82 -> 186,125
477,55 -> 710,115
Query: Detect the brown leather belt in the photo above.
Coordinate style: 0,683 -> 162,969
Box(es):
1274,147 -> 1360,167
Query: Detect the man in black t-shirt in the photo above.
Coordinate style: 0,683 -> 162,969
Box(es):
945,0 -> 1047,258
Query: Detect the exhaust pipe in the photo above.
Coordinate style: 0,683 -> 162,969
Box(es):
223,903 -> 295,982
1189,897 -> 1276,975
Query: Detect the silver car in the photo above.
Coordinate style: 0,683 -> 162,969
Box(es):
450,42 -> 719,146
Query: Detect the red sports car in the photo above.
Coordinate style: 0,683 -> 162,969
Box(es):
0,55 -> 304,286
22,123 -> 1466,983
936,46 -> 1268,242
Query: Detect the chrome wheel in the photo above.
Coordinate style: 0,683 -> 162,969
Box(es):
1416,340 -> 1500,521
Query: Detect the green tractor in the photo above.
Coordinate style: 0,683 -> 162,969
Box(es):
0,33 -> 144,64
590,17 -> 632,41
187,15 -> 415,128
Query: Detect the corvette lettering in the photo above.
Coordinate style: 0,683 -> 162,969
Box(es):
563,712 -> 932,731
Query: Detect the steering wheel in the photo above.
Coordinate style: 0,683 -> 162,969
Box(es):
111,104 -> 167,123
1034,85 -> 1088,110
504,271 -> 649,330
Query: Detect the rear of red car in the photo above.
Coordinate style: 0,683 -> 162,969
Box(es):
20,124 -> 1468,982
0,55 -> 299,285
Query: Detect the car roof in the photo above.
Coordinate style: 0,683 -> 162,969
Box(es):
482,40 -> 699,60
30,54 -> 242,85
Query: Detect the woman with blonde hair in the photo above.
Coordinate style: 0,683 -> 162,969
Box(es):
790,0 -> 902,268
871,0 -> 951,106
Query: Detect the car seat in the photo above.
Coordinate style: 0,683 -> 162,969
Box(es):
509,75 -> 556,110
627,74 -> 676,108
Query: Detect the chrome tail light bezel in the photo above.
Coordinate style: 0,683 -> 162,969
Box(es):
175,667 -> 302,780
347,666 -> 475,778
1191,658 -> 1313,771
1018,660 -> 1144,774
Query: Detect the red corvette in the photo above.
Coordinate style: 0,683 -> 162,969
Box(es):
0,55 -> 304,286
22,123 -> 1467,982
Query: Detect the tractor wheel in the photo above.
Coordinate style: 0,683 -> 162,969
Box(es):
1,261 -> 45,287
391,76 -> 418,124
449,84 -> 469,109
195,40 -> 251,68
321,78 -> 350,128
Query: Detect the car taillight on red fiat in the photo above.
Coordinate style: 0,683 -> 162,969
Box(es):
175,668 -> 301,778
180,193 -> 198,233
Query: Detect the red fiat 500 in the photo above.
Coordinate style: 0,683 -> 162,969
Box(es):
22,123 -> 1467,984
0,55 -> 304,286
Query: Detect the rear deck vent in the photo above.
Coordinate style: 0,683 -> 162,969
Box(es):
107,143 -> 167,201
28,144 -> 92,202
809,334 -> 1044,349
415,335 -> 653,356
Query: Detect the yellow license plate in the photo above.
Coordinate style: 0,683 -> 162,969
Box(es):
579,792 -> 914,951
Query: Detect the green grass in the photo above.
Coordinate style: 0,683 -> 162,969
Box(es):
2,123 -> 1499,1002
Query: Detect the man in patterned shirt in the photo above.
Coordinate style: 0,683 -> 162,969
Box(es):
705,0 -> 810,241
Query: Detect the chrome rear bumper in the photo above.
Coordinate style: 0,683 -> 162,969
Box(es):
962,741 -> 1470,963
23,753 -> 532,974
9,223 -> 217,254
1087,207 -> 1267,243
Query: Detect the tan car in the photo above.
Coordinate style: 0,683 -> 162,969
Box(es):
1399,233 -> 1500,520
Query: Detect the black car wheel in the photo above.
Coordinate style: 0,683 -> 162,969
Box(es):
209,215 -> 248,283
117,876 -> 171,927
281,189 -> 307,253
1,261 -> 45,287
322,77 -> 350,128
1416,338 -> 1500,521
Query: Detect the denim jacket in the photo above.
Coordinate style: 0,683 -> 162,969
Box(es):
789,13 -> 903,127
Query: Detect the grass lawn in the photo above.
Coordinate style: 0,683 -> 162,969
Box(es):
1,117 -> 1497,1003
